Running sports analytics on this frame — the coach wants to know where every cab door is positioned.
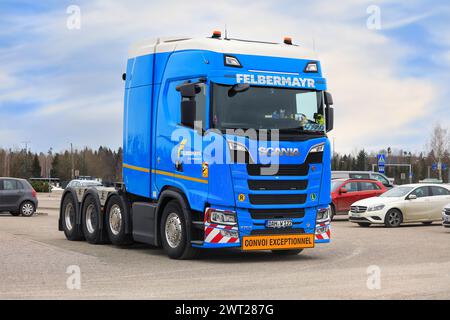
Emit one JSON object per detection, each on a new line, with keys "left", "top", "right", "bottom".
{"left": 154, "top": 78, "right": 209, "bottom": 212}
{"left": 403, "top": 186, "right": 431, "bottom": 222}
{"left": 429, "top": 186, "right": 450, "bottom": 220}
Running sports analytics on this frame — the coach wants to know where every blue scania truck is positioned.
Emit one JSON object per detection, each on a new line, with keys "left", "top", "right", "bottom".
{"left": 59, "top": 31, "right": 334, "bottom": 259}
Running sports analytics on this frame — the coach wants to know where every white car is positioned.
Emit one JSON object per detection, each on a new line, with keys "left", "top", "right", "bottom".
{"left": 348, "top": 184, "right": 450, "bottom": 227}
{"left": 443, "top": 203, "right": 450, "bottom": 228}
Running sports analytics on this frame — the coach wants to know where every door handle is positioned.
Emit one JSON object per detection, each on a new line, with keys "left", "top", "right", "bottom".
{"left": 175, "top": 161, "right": 183, "bottom": 172}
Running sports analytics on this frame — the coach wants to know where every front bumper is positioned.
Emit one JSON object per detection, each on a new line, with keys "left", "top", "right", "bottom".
{"left": 348, "top": 208, "right": 388, "bottom": 224}
{"left": 197, "top": 206, "right": 331, "bottom": 249}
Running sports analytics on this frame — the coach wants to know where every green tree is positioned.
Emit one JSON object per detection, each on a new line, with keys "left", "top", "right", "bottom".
{"left": 31, "top": 154, "right": 41, "bottom": 178}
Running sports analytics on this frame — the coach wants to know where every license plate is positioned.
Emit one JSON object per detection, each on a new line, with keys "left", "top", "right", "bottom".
{"left": 265, "top": 219, "right": 293, "bottom": 228}
{"left": 242, "top": 234, "right": 315, "bottom": 251}
{"left": 352, "top": 212, "right": 360, "bottom": 217}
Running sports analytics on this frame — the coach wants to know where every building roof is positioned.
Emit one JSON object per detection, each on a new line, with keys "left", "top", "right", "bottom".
{"left": 129, "top": 36, "right": 318, "bottom": 60}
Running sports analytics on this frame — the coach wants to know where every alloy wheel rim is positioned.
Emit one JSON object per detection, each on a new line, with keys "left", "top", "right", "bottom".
{"left": 22, "top": 203, "right": 34, "bottom": 216}
{"left": 165, "top": 212, "right": 182, "bottom": 248}
{"left": 389, "top": 211, "right": 400, "bottom": 225}
{"left": 86, "top": 204, "right": 96, "bottom": 234}
{"left": 109, "top": 204, "right": 122, "bottom": 236}
{"left": 64, "top": 203, "right": 74, "bottom": 231}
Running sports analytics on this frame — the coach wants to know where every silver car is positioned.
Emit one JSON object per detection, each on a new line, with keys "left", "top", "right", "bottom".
{"left": 0, "top": 177, "right": 38, "bottom": 217}
{"left": 443, "top": 204, "right": 450, "bottom": 228}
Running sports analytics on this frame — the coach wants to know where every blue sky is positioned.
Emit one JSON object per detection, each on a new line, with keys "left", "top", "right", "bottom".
{"left": 0, "top": 0, "right": 449, "bottom": 154}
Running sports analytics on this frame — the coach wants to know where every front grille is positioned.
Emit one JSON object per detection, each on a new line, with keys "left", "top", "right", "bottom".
{"left": 249, "top": 194, "right": 307, "bottom": 205}
{"left": 247, "top": 164, "right": 309, "bottom": 176}
{"left": 250, "top": 228, "right": 305, "bottom": 236}
{"left": 248, "top": 180, "right": 307, "bottom": 191}
{"left": 350, "top": 206, "right": 367, "bottom": 213}
{"left": 249, "top": 208, "right": 305, "bottom": 220}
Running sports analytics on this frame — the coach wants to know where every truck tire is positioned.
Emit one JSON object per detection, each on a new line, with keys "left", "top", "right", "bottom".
{"left": 271, "top": 249, "right": 303, "bottom": 256}
{"left": 160, "top": 200, "right": 197, "bottom": 260}
{"left": 105, "top": 194, "right": 133, "bottom": 246}
{"left": 82, "top": 195, "right": 108, "bottom": 244}
{"left": 384, "top": 209, "right": 402, "bottom": 228}
{"left": 20, "top": 201, "right": 35, "bottom": 217}
{"left": 330, "top": 204, "right": 336, "bottom": 221}
{"left": 62, "top": 193, "right": 84, "bottom": 241}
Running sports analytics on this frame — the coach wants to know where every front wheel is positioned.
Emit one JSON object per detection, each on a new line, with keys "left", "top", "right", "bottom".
{"left": 271, "top": 249, "right": 303, "bottom": 256}
{"left": 20, "top": 201, "right": 35, "bottom": 217}
{"left": 422, "top": 221, "right": 433, "bottom": 225}
{"left": 384, "top": 209, "right": 402, "bottom": 228}
{"left": 160, "top": 200, "right": 197, "bottom": 260}
{"left": 357, "top": 222, "right": 371, "bottom": 227}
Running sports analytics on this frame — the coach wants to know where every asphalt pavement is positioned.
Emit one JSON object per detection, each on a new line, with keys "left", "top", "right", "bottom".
{"left": 0, "top": 194, "right": 449, "bottom": 299}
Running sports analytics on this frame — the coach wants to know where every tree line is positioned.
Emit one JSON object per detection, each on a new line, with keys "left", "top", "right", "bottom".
{"left": 0, "top": 147, "right": 122, "bottom": 187}
{"left": 0, "top": 124, "right": 448, "bottom": 186}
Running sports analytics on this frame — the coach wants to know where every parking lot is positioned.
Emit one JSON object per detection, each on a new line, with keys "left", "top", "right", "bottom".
{"left": 0, "top": 193, "right": 449, "bottom": 300}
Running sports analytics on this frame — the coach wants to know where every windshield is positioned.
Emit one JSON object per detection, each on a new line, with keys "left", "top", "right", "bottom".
{"left": 380, "top": 186, "right": 414, "bottom": 197}
{"left": 331, "top": 180, "right": 343, "bottom": 191}
{"left": 212, "top": 83, "right": 325, "bottom": 133}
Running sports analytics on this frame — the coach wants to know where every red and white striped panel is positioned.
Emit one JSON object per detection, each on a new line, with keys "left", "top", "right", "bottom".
{"left": 204, "top": 223, "right": 240, "bottom": 244}
{"left": 315, "top": 222, "right": 331, "bottom": 241}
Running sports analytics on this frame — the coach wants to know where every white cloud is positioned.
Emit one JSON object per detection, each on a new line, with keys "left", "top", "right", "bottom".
{"left": 0, "top": 0, "right": 446, "bottom": 154}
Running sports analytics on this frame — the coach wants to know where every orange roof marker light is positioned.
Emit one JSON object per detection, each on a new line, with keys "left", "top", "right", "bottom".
{"left": 212, "top": 30, "right": 222, "bottom": 39}
{"left": 283, "top": 37, "right": 293, "bottom": 45}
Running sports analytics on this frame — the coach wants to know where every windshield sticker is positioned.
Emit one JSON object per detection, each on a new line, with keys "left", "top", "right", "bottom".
{"left": 236, "top": 74, "right": 315, "bottom": 89}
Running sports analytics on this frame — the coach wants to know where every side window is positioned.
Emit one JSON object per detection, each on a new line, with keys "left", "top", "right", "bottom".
{"left": 430, "top": 186, "right": 450, "bottom": 196}
{"left": 343, "top": 182, "right": 358, "bottom": 192}
{"left": 359, "top": 182, "right": 378, "bottom": 191}
{"left": 349, "top": 173, "right": 370, "bottom": 179}
{"left": 410, "top": 187, "right": 430, "bottom": 198}
{"left": 372, "top": 174, "right": 389, "bottom": 186}
{"left": 0, "top": 179, "right": 3, "bottom": 190}
{"left": 3, "top": 180, "right": 18, "bottom": 190}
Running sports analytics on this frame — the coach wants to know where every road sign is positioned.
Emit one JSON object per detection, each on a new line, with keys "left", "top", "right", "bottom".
{"left": 377, "top": 154, "right": 386, "bottom": 165}
{"left": 401, "top": 173, "right": 406, "bottom": 180}
{"left": 378, "top": 164, "right": 385, "bottom": 174}
{"left": 432, "top": 163, "right": 438, "bottom": 171}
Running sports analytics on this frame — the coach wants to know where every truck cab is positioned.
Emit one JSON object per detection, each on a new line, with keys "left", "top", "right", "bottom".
{"left": 59, "top": 32, "right": 334, "bottom": 259}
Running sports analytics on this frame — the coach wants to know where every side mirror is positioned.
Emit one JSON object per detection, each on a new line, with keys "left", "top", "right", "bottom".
{"left": 228, "top": 83, "right": 250, "bottom": 97}
{"left": 324, "top": 91, "right": 334, "bottom": 132}
{"left": 340, "top": 188, "right": 348, "bottom": 194}
{"left": 407, "top": 194, "right": 417, "bottom": 200}
{"left": 176, "top": 82, "right": 201, "bottom": 98}
{"left": 176, "top": 83, "right": 202, "bottom": 128}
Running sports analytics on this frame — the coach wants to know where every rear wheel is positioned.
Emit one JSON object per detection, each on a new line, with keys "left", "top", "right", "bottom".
{"left": 357, "top": 222, "right": 371, "bottom": 227}
{"left": 105, "top": 195, "right": 133, "bottom": 246}
{"left": 62, "top": 193, "right": 84, "bottom": 241}
{"left": 271, "top": 249, "right": 303, "bottom": 256}
{"left": 422, "top": 221, "right": 433, "bottom": 225}
{"left": 20, "top": 201, "right": 35, "bottom": 217}
{"left": 82, "top": 195, "right": 108, "bottom": 244}
{"left": 160, "top": 200, "right": 197, "bottom": 260}
{"left": 384, "top": 209, "right": 402, "bottom": 228}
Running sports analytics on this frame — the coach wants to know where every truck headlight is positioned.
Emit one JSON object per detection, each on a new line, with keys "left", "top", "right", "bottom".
{"left": 205, "top": 208, "right": 237, "bottom": 226}
{"left": 368, "top": 204, "right": 385, "bottom": 212}
{"left": 317, "top": 207, "right": 330, "bottom": 221}
{"left": 309, "top": 143, "right": 325, "bottom": 153}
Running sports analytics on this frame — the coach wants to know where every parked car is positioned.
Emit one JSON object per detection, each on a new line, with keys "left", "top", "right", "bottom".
{"left": 0, "top": 177, "right": 38, "bottom": 217}
{"left": 349, "top": 184, "right": 450, "bottom": 227}
{"left": 330, "top": 178, "right": 387, "bottom": 220}
{"left": 66, "top": 179, "right": 102, "bottom": 189}
{"left": 443, "top": 204, "right": 450, "bottom": 228}
{"left": 332, "top": 171, "right": 394, "bottom": 188}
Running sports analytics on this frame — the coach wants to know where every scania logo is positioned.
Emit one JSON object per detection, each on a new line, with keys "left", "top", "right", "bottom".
{"left": 258, "top": 147, "right": 300, "bottom": 156}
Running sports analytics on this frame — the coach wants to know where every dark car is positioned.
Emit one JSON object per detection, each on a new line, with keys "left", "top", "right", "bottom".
{"left": 330, "top": 178, "right": 387, "bottom": 220}
{"left": 0, "top": 178, "right": 38, "bottom": 217}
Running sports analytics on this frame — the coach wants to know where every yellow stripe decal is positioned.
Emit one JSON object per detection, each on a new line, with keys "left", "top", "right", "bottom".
{"left": 123, "top": 163, "right": 150, "bottom": 173}
{"left": 152, "top": 169, "right": 208, "bottom": 184}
